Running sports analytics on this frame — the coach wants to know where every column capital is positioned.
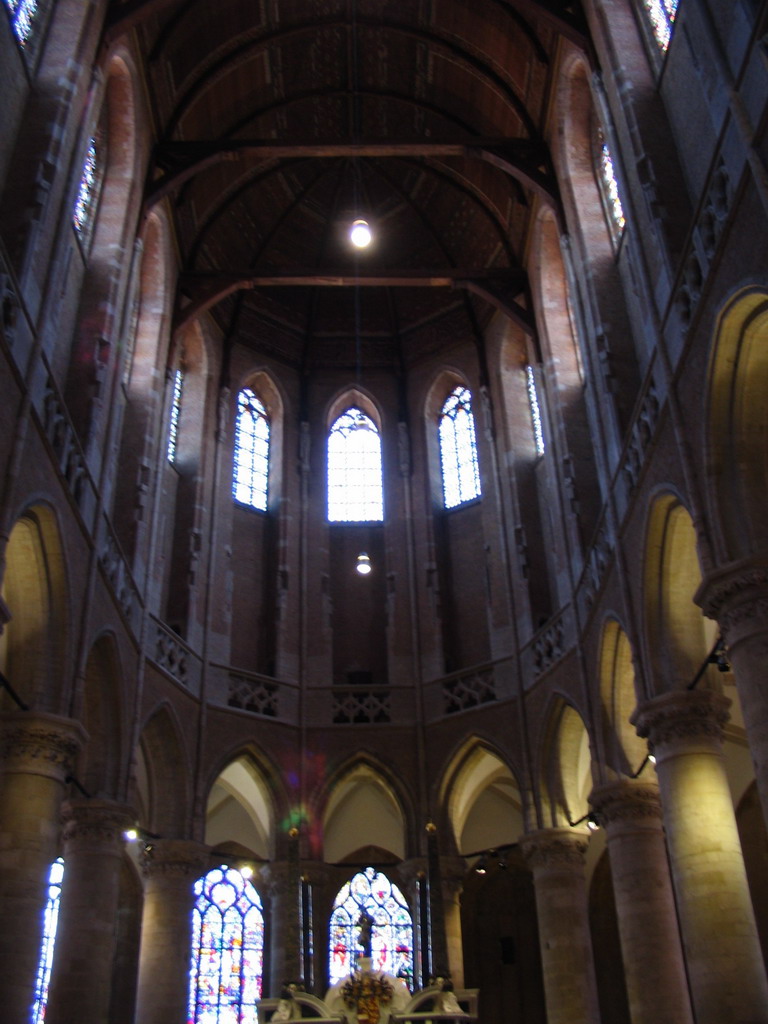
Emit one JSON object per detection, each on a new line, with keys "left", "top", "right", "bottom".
{"left": 696, "top": 561, "right": 768, "bottom": 644}
{"left": 589, "top": 779, "right": 663, "bottom": 830}
{"left": 521, "top": 827, "right": 589, "bottom": 870}
{"left": 632, "top": 689, "right": 730, "bottom": 760}
{"left": 0, "top": 711, "right": 88, "bottom": 782}
{"left": 61, "top": 798, "right": 135, "bottom": 852}
{"left": 141, "top": 838, "right": 209, "bottom": 882}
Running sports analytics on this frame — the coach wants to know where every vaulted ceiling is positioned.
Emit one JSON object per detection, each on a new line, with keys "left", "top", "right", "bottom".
{"left": 112, "top": 0, "right": 589, "bottom": 375}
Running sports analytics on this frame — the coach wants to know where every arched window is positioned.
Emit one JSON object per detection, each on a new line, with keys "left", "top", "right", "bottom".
{"left": 73, "top": 133, "right": 106, "bottom": 251}
{"left": 439, "top": 386, "right": 481, "bottom": 508}
{"left": 329, "top": 866, "right": 413, "bottom": 987}
{"left": 4, "top": 0, "right": 42, "bottom": 47}
{"left": 327, "top": 407, "right": 384, "bottom": 522}
{"left": 643, "top": 0, "right": 678, "bottom": 52}
{"left": 188, "top": 865, "right": 265, "bottom": 1024}
{"left": 233, "top": 388, "right": 270, "bottom": 510}
{"left": 32, "top": 857, "right": 64, "bottom": 1024}
{"left": 596, "top": 129, "right": 626, "bottom": 243}
{"left": 167, "top": 368, "right": 184, "bottom": 462}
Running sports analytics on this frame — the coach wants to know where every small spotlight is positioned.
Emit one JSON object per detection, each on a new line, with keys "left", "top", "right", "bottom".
{"left": 356, "top": 552, "right": 372, "bottom": 575}
{"left": 587, "top": 815, "right": 600, "bottom": 832}
{"left": 648, "top": 754, "right": 657, "bottom": 764}
{"left": 124, "top": 828, "right": 138, "bottom": 842}
{"left": 350, "top": 218, "right": 372, "bottom": 248}
{"left": 240, "top": 865, "right": 254, "bottom": 879}
{"left": 475, "top": 856, "right": 487, "bottom": 875}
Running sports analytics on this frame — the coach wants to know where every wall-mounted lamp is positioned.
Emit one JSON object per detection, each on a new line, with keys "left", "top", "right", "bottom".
{"left": 568, "top": 812, "right": 600, "bottom": 831}
{"left": 356, "top": 552, "right": 372, "bottom": 575}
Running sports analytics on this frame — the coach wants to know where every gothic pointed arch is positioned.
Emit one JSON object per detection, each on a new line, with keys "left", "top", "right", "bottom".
{"left": 320, "top": 756, "right": 412, "bottom": 863}
{"left": 79, "top": 631, "right": 125, "bottom": 798}
{"left": 438, "top": 737, "right": 524, "bottom": 856}
{"left": 537, "top": 696, "right": 594, "bottom": 829}
{"left": 597, "top": 618, "right": 647, "bottom": 777}
{"left": 205, "top": 751, "right": 280, "bottom": 861}
{"left": 135, "top": 702, "right": 191, "bottom": 836}
{"left": 706, "top": 288, "right": 768, "bottom": 562}
{"left": 326, "top": 388, "right": 385, "bottom": 524}
{"left": 0, "top": 504, "right": 68, "bottom": 712}
{"left": 643, "top": 492, "right": 717, "bottom": 694}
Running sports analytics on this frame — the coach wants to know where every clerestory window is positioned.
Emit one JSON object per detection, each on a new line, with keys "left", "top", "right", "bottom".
{"left": 643, "top": 0, "right": 678, "bottom": 52}
{"left": 167, "top": 368, "right": 184, "bottom": 463}
{"left": 526, "top": 366, "right": 546, "bottom": 456}
{"left": 4, "top": 0, "right": 42, "bottom": 47}
{"left": 327, "top": 407, "right": 384, "bottom": 522}
{"left": 233, "top": 388, "right": 270, "bottom": 511}
{"left": 439, "top": 386, "right": 481, "bottom": 509}
{"left": 596, "top": 129, "right": 626, "bottom": 244}
{"left": 188, "top": 865, "right": 265, "bottom": 1024}
{"left": 73, "top": 134, "right": 106, "bottom": 252}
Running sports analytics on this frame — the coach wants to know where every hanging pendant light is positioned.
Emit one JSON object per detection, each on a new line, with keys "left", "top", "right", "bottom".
{"left": 356, "top": 552, "right": 372, "bottom": 575}
{"left": 350, "top": 217, "right": 372, "bottom": 248}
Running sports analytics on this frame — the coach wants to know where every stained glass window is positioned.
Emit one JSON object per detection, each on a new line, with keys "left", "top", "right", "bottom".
{"left": 188, "top": 865, "right": 265, "bottom": 1024}
{"left": 329, "top": 866, "right": 413, "bottom": 988}
{"left": 5, "top": 0, "right": 40, "bottom": 46}
{"left": 439, "top": 386, "right": 481, "bottom": 509}
{"left": 526, "top": 366, "right": 545, "bottom": 456}
{"left": 643, "top": 0, "right": 678, "bottom": 52}
{"left": 328, "top": 408, "right": 384, "bottom": 522}
{"left": 32, "top": 857, "right": 64, "bottom": 1024}
{"left": 167, "top": 369, "right": 184, "bottom": 462}
{"left": 597, "top": 131, "right": 626, "bottom": 242}
{"left": 73, "top": 135, "right": 105, "bottom": 250}
{"left": 233, "top": 388, "right": 270, "bottom": 510}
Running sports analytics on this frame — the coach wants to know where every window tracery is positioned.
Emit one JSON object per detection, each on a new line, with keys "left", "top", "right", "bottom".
{"left": 328, "top": 407, "right": 384, "bottom": 522}
{"left": 328, "top": 866, "right": 413, "bottom": 988}
{"left": 439, "top": 386, "right": 481, "bottom": 508}
{"left": 233, "top": 388, "right": 270, "bottom": 511}
{"left": 32, "top": 857, "right": 64, "bottom": 1024}
{"left": 188, "top": 865, "right": 265, "bottom": 1024}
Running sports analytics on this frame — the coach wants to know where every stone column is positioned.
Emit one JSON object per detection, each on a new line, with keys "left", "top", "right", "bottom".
{"left": 590, "top": 779, "right": 693, "bottom": 1024}
{"left": 438, "top": 857, "right": 467, "bottom": 988}
{"left": 633, "top": 688, "right": 768, "bottom": 1024}
{"left": 262, "top": 860, "right": 302, "bottom": 994}
{"left": 698, "top": 565, "right": 768, "bottom": 826}
{"left": 45, "top": 798, "right": 135, "bottom": 1024}
{"left": 0, "top": 712, "right": 87, "bottom": 1024}
{"left": 134, "top": 838, "right": 209, "bottom": 1024}
{"left": 397, "top": 858, "right": 428, "bottom": 989}
{"left": 520, "top": 828, "right": 599, "bottom": 1024}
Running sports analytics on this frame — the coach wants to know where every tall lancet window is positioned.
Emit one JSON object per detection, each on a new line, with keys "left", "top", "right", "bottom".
{"left": 328, "top": 866, "right": 413, "bottom": 987}
{"left": 327, "top": 407, "right": 384, "bottom": 522}
{"left": 188, "top": 865, "right": 265, "bottom": 1024}
{"left": 73, "top": 134, "right": 106, "bottom": 251}
{"left": 643, "top": 0, "right": 678, "bottom": 52}
{"left": 32, "top": 857, "right": 64, "bottom": 1024}
{"left": 439, "top": 386, "right": 481, "bottom": 508}
{"left": 596, "top": 129, "right": 626, "bottom": 244}
{"left": 167, "top": 368, "right": 184, "bottom": 462}
{"left": 4, "top": 0, "right": 42, "bottom": 47}
{"left": 233, "top": 387, "right": 270, "bottom": 510}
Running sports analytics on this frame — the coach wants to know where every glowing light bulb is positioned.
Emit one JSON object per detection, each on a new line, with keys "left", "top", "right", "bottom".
{"left": 350, "top": 218, "right": 372, "bottom": 248}
{"left": 124, "top": 828, "right": 138, "bottom": 842}
{"left": 356, "top": 552, "right": 372, "bottom": 575}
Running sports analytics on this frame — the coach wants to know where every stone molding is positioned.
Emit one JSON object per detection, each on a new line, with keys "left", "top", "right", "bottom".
{"left": 520, "top": 828, "right": 589, "bottom": 870}
{"left": 0, "top": 711, "right": 88, "bottom": 781}
{"left": 61, "top": 798, "right": 135, "bottom": 850}
{"left": 589, "top": 780, "right": 662, "bottom": 828}
{"left": 141, "top": 838, "right": 210, "bottom": 882}
{"left": 631, "top": 689, "right": 730, "bottom": 753}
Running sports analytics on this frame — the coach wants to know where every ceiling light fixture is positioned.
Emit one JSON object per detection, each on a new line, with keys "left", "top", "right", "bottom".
{"left": 356, "top": 552, "right": 372, "bottom": 575}
{"left": 350, "top": 217, "right": 372, "bottom": 248}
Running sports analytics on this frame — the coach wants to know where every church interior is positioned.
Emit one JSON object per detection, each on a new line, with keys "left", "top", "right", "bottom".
{"left": 2, "top": 1, "right": 768, "bottom": 1022}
